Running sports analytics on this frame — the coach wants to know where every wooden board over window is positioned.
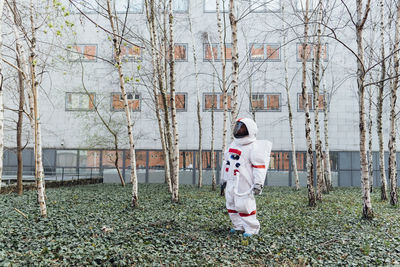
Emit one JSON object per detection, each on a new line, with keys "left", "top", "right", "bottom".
{"left": 204, "top": 43, "right": 233, "bottom": 61}
{"left": 251, "top": 93, "right": 280, "bottom": 111}
{"left": 69, "top": 44, "right": 97, "bottom": 61}
{"left": 120, "top": 44, "right": 141, "bottom": 60}
{"left": 297, "top": 43, "right": 328, "bottom": 61}
{"left": 250, "top": 43, "right": 280, "bottom": 61}
{"left": 157, "top": 93, "right": 187, "bottom": 111}
{"left": 174, "top": 44, "right": 187, "bottom": 61}
{"left": 298, "top": 93, "right": 327, "bottom": 111}
{"left": 111, "top": 93, "right": 140, "bottom": 111}
{"left": 203, "top": 93, "right": 232, "bottom": 111}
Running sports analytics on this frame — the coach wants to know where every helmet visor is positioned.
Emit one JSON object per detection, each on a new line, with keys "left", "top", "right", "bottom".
{"left": 233, "top": 121, "right": 249, "bottom": 138}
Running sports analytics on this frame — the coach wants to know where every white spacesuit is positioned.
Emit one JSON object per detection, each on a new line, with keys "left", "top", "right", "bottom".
{"left": 220, "top": 118, "right": 272, "bottom": 236}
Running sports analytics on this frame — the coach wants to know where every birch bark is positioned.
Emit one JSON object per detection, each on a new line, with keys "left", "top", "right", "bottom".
{"left": 355, "top": 0, "right": 373, "bottom": 219}
{"left": 229, "top": 0, "right": 239, "bottom": 129}
{"left": 106, "top": 0, "right": 138, "bottom": 207}
{"left": 377, "top": 0, "right": 388, "bottom": 201}
{"left": 0, "top": 0, "right": 4, "bottom": 192}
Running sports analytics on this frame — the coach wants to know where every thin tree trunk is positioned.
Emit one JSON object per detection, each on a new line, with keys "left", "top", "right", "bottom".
{"left": 168, "top": 0, "right": 179, "bottom": 202}
{"left": 283, "top": 4, "right": 299, "bottom": 190}
{"left": 145, "top": 0, "right": 172, "bottom": 193}
{"left": 216, "top": 0, "right": 228, "bottom": 156}
{"left": 229, "top": 0, "right": 239, "bottom": 129}
{"left": 388, "top": 0, "right": 400, "bottom": 206}
{"left": 106, "top": 0, "right": 138, "bottom": 207}
{"left": 188, "top": 12, "right": 203, "bottom": 188}
{"left": 16, "top": 53, "right": 24, "bottom": 195}
{"left": 367, "top": 88, "right": 373, "bottom": 193}
{"left": 313, "top": 0, "right": 324, "bottom": 199}
{"left": 356, "top": 0, "right": 373, "bottom": 219}
{"left": 30, "top": 0, "right": 46, "bottom": 217}
{"left": 211, "top": 72, "right": 216, "bottom": 190}
{"left": 377, "top": 0, "right": 388, "bottom": 201}
{"left": 322, "top": 83, "right": 332, "bottom": 191}
{"left": 301, "top": 0, "right": 316, "bottom": 207}
{"left": 0, "top": 0, "right": 3, "bottom": 192}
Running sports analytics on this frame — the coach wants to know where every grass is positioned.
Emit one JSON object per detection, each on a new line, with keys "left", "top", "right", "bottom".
{"left": 1, "top": 184, "right": 400, "bottom": 266}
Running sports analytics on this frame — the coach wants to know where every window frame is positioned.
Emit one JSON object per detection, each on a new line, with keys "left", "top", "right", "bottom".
{"left": 174, "top": 43, "right": 188, "bottom": 62}
{"left": 203, "top": 43, "right": 233, "bottom": 62}
{"left": 110, "top": 92, "right": 141, "bottom": 112}
{"left": 250, "top": 92, "right": 282, "bottom": 112}
{"left": 296, "top": 42, "right": 328, "bottom": 62}
{"left": 65, "top": 92, "right": 96, "bottom": 111}
{"left": 68, "top": 44, "right": 98, "bottom": 62}
{"left": 119, "top": 43, "right": 143, "bottom": 61}
{"left": 114, "top": 0, "right": 144, "bottom": 14}
{"left": 249, "top": 43, "right": 281, "bottom": 62}
{"left": 202, "top": 92, "right": 233, "bottom": 112}
{"left": 249, "top": 0, "right": 281, "bottom": 13}
{"left": 157, "top": 92, "right": 188, "bottom": 112}
{"left": 173, "top": 0, "right": 189, "bottom": 13}
{"left": 297, "top": 92, "right": 328, "bottom": 112}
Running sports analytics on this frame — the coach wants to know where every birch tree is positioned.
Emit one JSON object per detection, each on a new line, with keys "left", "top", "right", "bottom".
{"left": 355, "top": 0, "right": 373, "bottom": 219}
{"left": 388, "top": 0, "right": 400, "bottom": 206}
{"left": 105, "top": 0, "right": 138, "bottom": 207}
{"left": 187, "top": 11, "right": 203, "bottom": 188}
{"left": 282, "top": 3, "right": 299, "bottom": 190}
{"left": 229, "top": 0, "right": 239, "bottom": 129}
{"left": 0, "top": 0, "right": 4, "bottom": 192}
{"left": 300, "top": 0, "right": 316, "bottom": 207}
{"left": 377, "top": 0, "right": 388, "bottom": 201}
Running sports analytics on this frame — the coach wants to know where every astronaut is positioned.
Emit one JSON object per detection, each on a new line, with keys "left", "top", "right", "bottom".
{"left": 220, "top": 118, "right": 272, "bottom": 237}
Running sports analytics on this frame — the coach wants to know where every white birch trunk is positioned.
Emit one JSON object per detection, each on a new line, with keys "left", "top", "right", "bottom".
{"left": 216, "top": 0, "right": 228, "bottom": 156}
{"left": 106, "top": 0, "right": 138, "bottom": 207}
{"left": 367, "top": 89, "right": 373, "bottom": 193}
{"left": 168, "top": 0, "right": 179, "bottom": 202}
{"left": 322, "top": 82, "right": 332, "bottom": 191}
{"left": 356, "top": 0, "right": 373, "bottom": 219}
{"left": 0, "top": 0, "right": 4, "bottom": 191}
{"left": 30, "top": 0, "right": 46, "bottom": 217}
{"left": 145, "top": 0, "right": 172, "bottom": 193}
{"left": 188, "top": 13, "right": 203, "bottom": 188}
{"left": 282, "top": 4, "right": 299, "bottom": 190}
{"left": 229, "top": 0, "right": 239, "bottom": 129}
{"left": 388, "top": 0, "right": 400, "bottom": 206}
{"left": 301, "top": 0, "right": 316, "bottom": 207}
{"left": 211, "top": 73, "right": 216, "bottom": 190}
{"left": 377, "top": 0, "right": 388, "bottom": 201}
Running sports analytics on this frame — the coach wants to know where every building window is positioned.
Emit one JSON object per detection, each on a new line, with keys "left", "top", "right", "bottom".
{"left": 111, "top": 92, "right": 140, "bottom": 111}
{"left": 204, "top": 0, "right": 229, "bottom": 13}
{"left": 68, "top": 44, "right": 97, "bottom": 62}
{"left": 297, "top": 43, "right": 328, "bottom": 61}
{"left": 250, "top": 0, "right": 281, "bottom": 12}
{"left": 70, "top": 0, "right": 98, "bottom": 13}
{"left": 296, "top": 0, "right": 318, "bottom": 11}
{"left": 120, "top": 43, "right": 142, "bottom": 61}
{"left": 250, "top": 93, "right": 281, "bottom": 111}
{"left": 174, "top": 44, "right": 188, "bottom": 61}
{"left": 204, "top": 43, "right": 232, "bottom": 61}
{"left": 297, "top": 93, "right": 327, "bottom": 111}
{"left": 115, "top": 0, "right": 144, "bottom": 13}
{"left": 173, "top": 0, "right": 189, "bottom": 13}
{"left": 203, "top": 93, "right": 232, "bottom": 111}
{"left": 66, "top": 92, "right": 95, "bottom": 111}
{"left": 158, "top": 93, "right": 187, "bottom": 111}
{"left": 250, "top": 43, "right": 280, "bottom": 61}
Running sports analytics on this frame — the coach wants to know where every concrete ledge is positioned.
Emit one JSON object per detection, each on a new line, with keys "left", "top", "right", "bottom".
{"left": 0, "top": 178, "right": 103, "bottom": 194}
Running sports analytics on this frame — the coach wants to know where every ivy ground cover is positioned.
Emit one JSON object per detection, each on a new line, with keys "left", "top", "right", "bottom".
{"left": 1, "top": 184, "right": 400, "bottom": 266}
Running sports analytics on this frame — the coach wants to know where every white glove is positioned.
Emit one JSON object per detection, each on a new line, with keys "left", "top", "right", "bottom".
{"left": 253, "top": 183, "right": 263, "bottom": 195}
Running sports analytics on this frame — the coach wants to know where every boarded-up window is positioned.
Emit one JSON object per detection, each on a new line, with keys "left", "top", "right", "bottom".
{"left": 297, "top": 43, "right": 328, "bottom": 61}
{"left": 68, "top": 44, "right": 97, "bottom": 61}
{"left": 120, "top": 44, "right": 141, "bottom": 60}
{"left": 157, "top": 93, "right": 187, "bottom": 111}
{"left": 251, "top": 93, "right": 280, "bottom": 111}
{"left": 250, "top": 43, "right": 280, "bottom": 61}
{"left": 66, "top": 92, "right": 95, "bottom": 111}
{"left": 298, "top": 93, "right": 327, "bottom": 111}
{"left": 102, "top": 150, "right": 124, "bottom": 168}
{"left": 204, "top": 43, "right": 233, "bottom": 61}
{"left": 203, "top": 93, "right": 232, "bottom": 111}
{"left": 111, "top": 93, "right": 140, "bottom": 111}
{"left": 174, "top": 44, "right": 187, "bottom": 61}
